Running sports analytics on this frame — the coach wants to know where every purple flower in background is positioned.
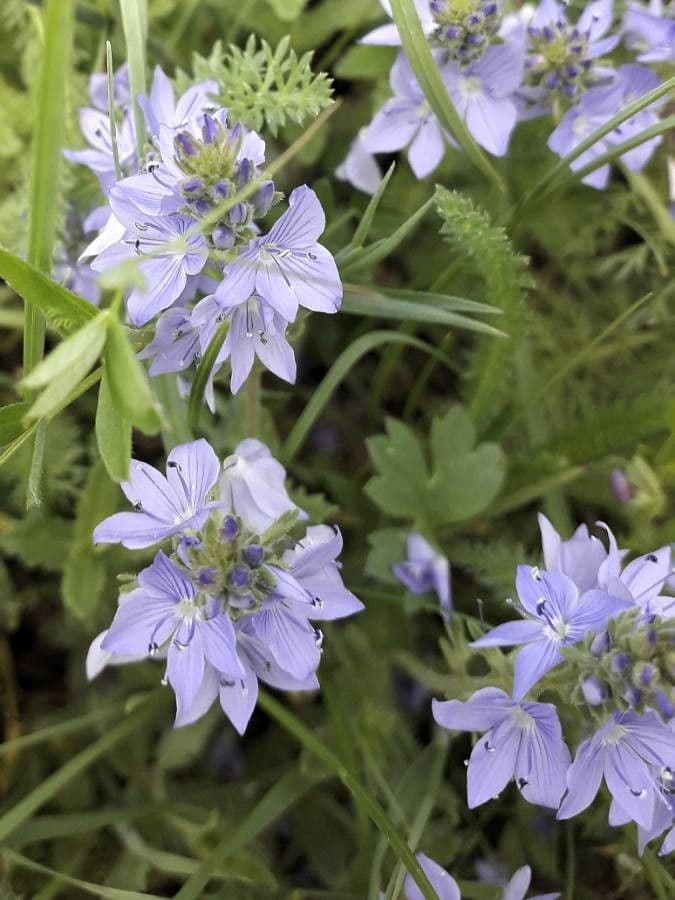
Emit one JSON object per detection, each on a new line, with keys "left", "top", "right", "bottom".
{"left": 360, "top": 0, "right": 435, "bottom": 46}
{"left": 442, "top": 43, "right": 523, "bottom": 156}
{"left": 624, "top": 1, "right": 675, "bottom": 62}
{"left": 404, "top": 855, "right": 560, "bottom": 900}
{"left": 471, "top": 567, "right": 631, "bottom": 699}
{"left": 219, "top": 438, "right": 303, "bottom": 534}
{"left": 393, "top": 532, "right": 452, "bottom": 619}
{"left": 138, "top": 306, "right": 201, "bottom": 375}
{"left": 138, "top": 66, "right": 217, "bottom": 139}
{"left": 101, "top": 551, "right": 244, "bottom": 720}
{"left": 433, "top": 687, "right": 571, "bottom": 808}
{"left": 91, "top": 210, "right": 207, "bottom": 326}
{"left": 617, "top": 545, "right": 674, "bottom": 618}
{"left": 548, "top": 65, "right": 665, "bottom": 190}
{"left": 502, "top": 866, "right": 560, "bottom": 900}
{"left": 64, "top": 107, "right": 137, "bottom": 192}
{"left": 336, "top": 133, "right": 383, "bottom": 195}
{"left": 94, "top": 439, "right": 221, "bottom": 549}
{"left": 362, "top": 53, "right": 454, "bottom": 178}
{"left": 537, "top": 513, "right": 623, "bottom": 592}
{"left": 193, "top": 293, "right": 297, "bottom": 395}
{"left": 283, "top": 525, "right": 365, "bottom": 620}
{"left": 404, "top": 853, "right": 461, "bottom": 900}
{"left": 88, "top": 64, "right": 130, "bottom": 112}
{"left": 558, "top": 710, "right": 675, "bottom": 829}
{"left": 214, "top": 186, "right": 342, "bottom": 324}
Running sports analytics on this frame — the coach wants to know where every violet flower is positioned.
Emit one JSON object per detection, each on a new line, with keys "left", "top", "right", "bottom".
{"left": 557, "top": 710, "right": 675, "bottom": 830}
{"left": 623, "top": 1, "right": 675, "bottom": 62}
{"left": 336, "top": 133, "right": 383, "bottom": 195}
{"left": 101, "top": 551, "right": 244, "bottom": 718}
{"left": 94, "top": 439, "right": 221, "bottom": 549}
{"left": 193, "top": 293, "right": 297, "bottom": 395}
{"left": 471, "top": 567, "right": 631, "bottom": 699}
{"left": 214, "top": 185, "right": 342, "bottom": 324}
{"left": 90, "top": 210, "right": 208, "bottom": 326}
{"left": 138, "top": 66, "right": 217, "bottom": 139}
{"left": 360, "top": 0, "right": 435, "bottom": 46}
{"left": 404, "top": 853, "right": 461, "bottom": 900}
{"left": 548, "top": 65, "right": 665, "bottom": 190}
{"left": 64, "top": 107, "right": 137, "bottom": 192}
{"left": 219, "top": 438, "right": 303, "bottom": 534}
{"left": 283, "top": 525, "right": 365, "bottom": 621}
{"left": 442, "top": 42, "right": 523, "bottom": 156}
{"left": 393, "top": 532, "right": 452, "bottom": 619}
{"left": 362, "top": 53, "right": 454, "bottom": 178}
{"left": 433, "top": 687, "right": 571, "bottom": 808}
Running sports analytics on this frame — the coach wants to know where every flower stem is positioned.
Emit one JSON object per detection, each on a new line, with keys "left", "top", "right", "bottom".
{"left": 244, "top": 368, "right": 261, "bottom": 438}
{"left": 256, "top": 689, "right": 438, "bottom": 900}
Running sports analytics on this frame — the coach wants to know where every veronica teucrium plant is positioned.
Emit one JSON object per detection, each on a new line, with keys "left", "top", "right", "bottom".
{"left": 0, "top": 0, "right": 673, "bottom": 897}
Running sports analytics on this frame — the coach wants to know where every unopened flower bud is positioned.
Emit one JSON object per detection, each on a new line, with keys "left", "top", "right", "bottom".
{"left": 221, "top": 515, "right": 239, "bottom": 542}
{"left": 212, "top": 225, "right": 235, "bottom": 250}
{"left": 590, "top": 630, "right": 611, "bottom": 656}
{"left": 243, "top": 544, "right": 264, "bottom": 568}
{"left": 581, "top": 675, "right": 607, "bottom": 706}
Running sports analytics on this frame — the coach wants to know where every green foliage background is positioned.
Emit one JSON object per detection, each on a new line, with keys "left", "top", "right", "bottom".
{"left": 0, "top": 0, "right": 673, "bottom": 897}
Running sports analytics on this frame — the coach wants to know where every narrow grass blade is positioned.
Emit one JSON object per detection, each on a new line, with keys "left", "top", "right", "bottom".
{"left": 342, "top": 285, "right": 505, "bottom": 336}
{"left": 120, "top": 0, "right": 148, "bottom": 157}
{"left": 2, "top": 850, "right": 169, "bottom": 900}
{"left": 282, "top": 330, "right": 459, "bottom": 463}
{"left": 256, "top": 690, "right": 438, "bottom": 900}
{"left": 349, "top": 161, "right": 395, "bottom": 249}
{"left": 0, "top": 691, "right": 161, "bottom": 843}
{"left": 173, "top": 768, "right": 326, "bottom": 900}
{"left": 341, "top": 197, "right": 434, "bottom": 274}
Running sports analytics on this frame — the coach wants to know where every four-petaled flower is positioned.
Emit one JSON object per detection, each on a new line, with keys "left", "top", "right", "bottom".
{"left": 557, "top": 710, "right": 675, "bottom": 830}
{"left": 94, "top": 439, "right": 221, "bottom": 549}
{"left": 393, "top": 532, "right": 452, "bottom": 619}
{"left": 102, "top": 551, "right": 244, "bottom": 720}
{"left": 471, "top": 567, "right": 631, "bottom": 699}
{"left": 215, "top": 186, "right": 342, "bottom": 324}
{"left": 433, "top": 687, "right": 571, "bottom": 809}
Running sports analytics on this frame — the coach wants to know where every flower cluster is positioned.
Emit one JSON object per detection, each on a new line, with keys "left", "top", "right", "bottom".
{"left": 339, "top": 0, "right": 671, "bottom": 190}
{"left": 87, "top": 438, "right": 363, "bottom": 732}
{"left": 433, "top": 514, "right": 674, "bottom": 856}
{"left": 64, "top": 65, "right": 342, "bottom": 398}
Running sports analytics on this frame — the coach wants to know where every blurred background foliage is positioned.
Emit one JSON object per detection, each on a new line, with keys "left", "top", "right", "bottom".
{"left": 0, "top": 0, "right": 673, "bottom": 897}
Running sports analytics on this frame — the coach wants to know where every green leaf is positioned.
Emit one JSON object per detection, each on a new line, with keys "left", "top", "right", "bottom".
{"left": 365, "top": 527, "right": 409, "bottom": 583}
{"left": 22, "top": 315, "right": 107, "bottom": 421}
{"left": 342, "top": 284, "right": 504, "bottom": 336}
{"left": 181, "top": 36, "right": 333, "bottom": 137}
{"left": 389, "top": 0, "right": 504, "bottom": 190}
{"left": 365, "top": 406, "right": 505, "bottom": 526}
{"left": 104, "top": 315, "right": 160, "bottom": 434}
{"left": 434, "top": 186, "right": 529, "bottom": 431}
{"left": 264, "top": 0, "right": 307, "bottom": 20}
{"left": 96, "top": 370, "right": 132, "bottom": 482}
{"left": 334, "top": 44, "right": 397, "bottom": 81}
{"left": 0, "top": 402, "right": 31, "bottom": 446}
{"left": 62, "top": 460, "right": 119, "bottom": 621}
{"left": 427, "top": 406, "right": 505, "bottom": 523}
{"left": 0, "top": 513, "right": 74, "bottom": 571}
{"left": 0, "top": 248, "right": 97, "bottom": 336}
{"left": 22, "top": 313, "right": 107, "bottom": 390}
{"left": 282, "top": 329, "right": 458, "bottom": 463}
